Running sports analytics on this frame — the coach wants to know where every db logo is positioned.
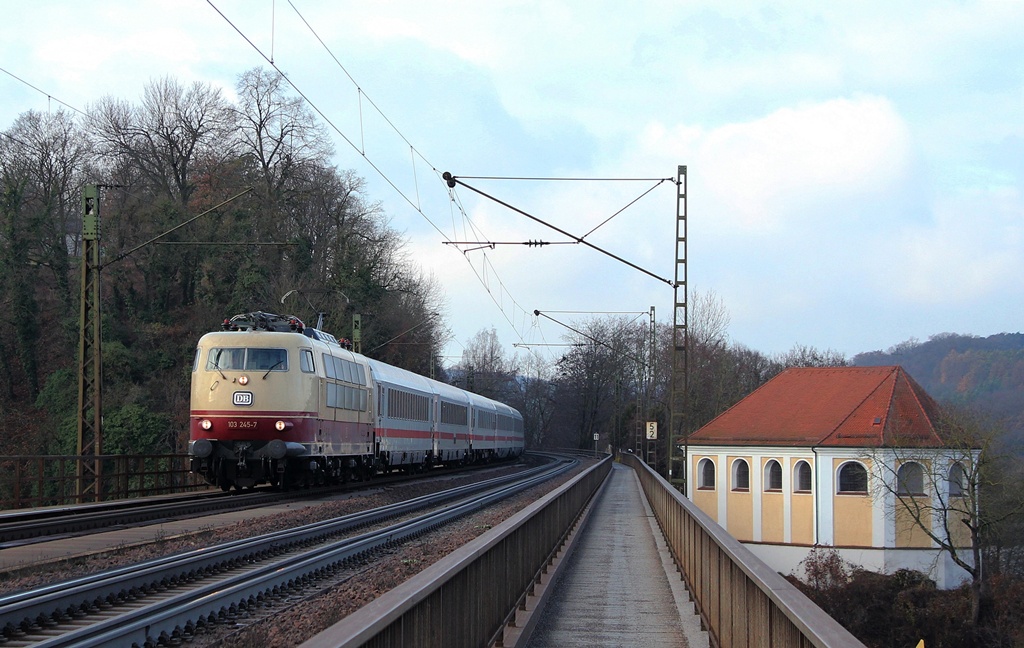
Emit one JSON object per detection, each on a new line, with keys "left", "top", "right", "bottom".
{"left": 233, "top": 391, "right": 254, "bottom": 406}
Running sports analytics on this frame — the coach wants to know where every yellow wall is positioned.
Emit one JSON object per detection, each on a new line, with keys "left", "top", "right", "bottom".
{"left": 727, "top": 455, "right": 753, "bottom": 541}
{"left": 833, "top": 458, "right": 873, "bottom": 547}
{"left": 791, "top": 493, "right": 814, "bottom": 544}
{"left": 760, "top": 458, "right": 784, "bottom": 542}
{"left": 948, "top": 497, "right": 974, "bottom": 548}
{"left": 691, "top": 455, "right": 718, "bottom": 522}
{"left": 894, "top": 459, "right": 934, "bottom": 548}
{"left": 895, "top": 497, "right": 933, "bottom": 548}
{"left": 693, "top": 489, "right": 718, "bottom": 521}
{"left": 761, "top": 492, "right": 784, "bottom": 542}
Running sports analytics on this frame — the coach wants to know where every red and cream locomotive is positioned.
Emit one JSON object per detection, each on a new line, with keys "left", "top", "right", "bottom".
{"left": 188, "top": 312, "right": 524, "bottom": 490}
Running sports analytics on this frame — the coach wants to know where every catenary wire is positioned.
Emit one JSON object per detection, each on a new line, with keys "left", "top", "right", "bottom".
{"left": 210, "top": 1, "right": 673, "bottom": 361}
{"left": 0, "top": 65, "right": 87, "bottom": 116}
{"left": 208, "top": 0, "right": 547, "bottom": 354}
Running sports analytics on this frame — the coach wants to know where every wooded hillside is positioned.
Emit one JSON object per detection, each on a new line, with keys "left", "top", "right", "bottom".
{"left": 854, "top": 333, "right": 1024, "bottom": 448}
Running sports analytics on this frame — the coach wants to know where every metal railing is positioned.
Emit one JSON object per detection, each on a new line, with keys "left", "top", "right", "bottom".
{"left": 300, "top": 454, "right": 613, "bottom": 648}
{"left": 0, "top": 454, "right": 208, "bottom": 509}
{"left": 621, "top": 453, "right": 865, "bottom": 648}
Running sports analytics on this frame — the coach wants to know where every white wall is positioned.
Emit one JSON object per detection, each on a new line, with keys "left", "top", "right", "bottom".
{"left": 743, "top": 542, "right": 972, "bottom": 589}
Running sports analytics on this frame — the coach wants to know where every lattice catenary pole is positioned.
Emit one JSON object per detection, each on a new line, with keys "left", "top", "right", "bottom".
{"left": 76, "top": 185, "right": 102, "bottom": 502}
{"left": 668, "top": 166, "right": 688, "bottom": 486}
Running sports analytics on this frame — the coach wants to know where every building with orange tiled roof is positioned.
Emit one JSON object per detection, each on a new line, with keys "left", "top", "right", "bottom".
{"left": 685, "top": 365, "right": 978, "bottom": 589}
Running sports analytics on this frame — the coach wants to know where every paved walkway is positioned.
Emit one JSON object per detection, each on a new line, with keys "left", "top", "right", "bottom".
{"left": 527, "top": 463, "right": 707, "bottom": 648}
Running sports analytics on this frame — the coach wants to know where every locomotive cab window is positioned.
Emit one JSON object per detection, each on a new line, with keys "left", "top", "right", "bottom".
{"left": 207, "top": 348, "right": 244, "bottom": 371}
{"left": 206, "top": 347, "right": 288, "bottom": 372}
{"left": 247, "top": 348, "right": 288, "bottom": 371}
{"left": 300, "top": 349, "right": 315, "bottom": 373}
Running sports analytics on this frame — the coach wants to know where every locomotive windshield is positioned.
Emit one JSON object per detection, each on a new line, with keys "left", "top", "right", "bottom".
{"left": 206, "top": 347, "right": 289, "bottom": 372}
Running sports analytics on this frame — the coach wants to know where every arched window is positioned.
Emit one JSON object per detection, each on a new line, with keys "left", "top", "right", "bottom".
{"left": 698, "top": 458, "right": 716, "bottom": 490}
{"left": 764, "top": 460, "right": 782, "bottom": 491}
{"left": 948, "top": 463, "right": 966, "bottom": 497}
{"left": 732, "top": 459, "right": 750, "bottom": 491}
{"left": 897, "top": 462, "right": 925, "bottom": 496}
{"left": 794, "top": 460, "right": 813, "bottom": 493}
{"left": 837, "top": 462, "right": 868, "bottom": 494}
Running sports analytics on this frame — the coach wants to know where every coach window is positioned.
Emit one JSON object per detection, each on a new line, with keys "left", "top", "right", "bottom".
{"left": 300, "top": 349, "right": 315, "bottom": 373}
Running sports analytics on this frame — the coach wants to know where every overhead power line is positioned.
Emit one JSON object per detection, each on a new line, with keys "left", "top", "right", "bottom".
{"left": 443, "top": 172, "right": 675, "bottom": 288}
{"left": 457, "top": 175, "right": 672, "bottom": 182}
{"left": 0, "top": 65, "right": 87, "bottom": 116}
{"left": 206, "top": 2, "right": 672, "bottom": 360}
{"left": 207, "top": 0, "right": 544, "bottom": 352}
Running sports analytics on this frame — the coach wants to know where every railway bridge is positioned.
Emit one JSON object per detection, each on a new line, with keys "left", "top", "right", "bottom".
{"left": 304, "top": 454, "right": 866, "bottom": 648}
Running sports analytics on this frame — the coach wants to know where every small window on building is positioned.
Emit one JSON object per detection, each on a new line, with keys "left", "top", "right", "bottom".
{"left": 794, "top": 460, "right": 813, "bottom": 493}
{"left": 838, "top": 462, "right": 868, "bottom": 494}
{"left": 897, "top": 462, "right": 925, "bottom": 496}
{"left": 698, "top": 458, "right": 716, "bottom": 490}
{"left": 732, "top": 459, "right": 750, "bottom": 491}
{"left": 948, "top": 462, "right": 966, "bottom": 497}
{"left": 764, "top": 460, "right": 782, "bottom": 491}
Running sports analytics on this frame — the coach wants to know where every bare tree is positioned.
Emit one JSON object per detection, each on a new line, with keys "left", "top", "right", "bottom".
{"left": 776, "top": 343, "right": 848, "bottom": 368}
{"left": 90, "top": 77, "right": 234, "bottom": 208}
{"left": 867, "top": 405, "right": 1024, "bottom": 627}
{"left": 510, "top": 350, "right": 556, "bottom": 449}
{"left": 233, "top": 67, "right": 332, "bottom": 200}
{"left": 548, "top": 316, "right": 648, "bottom": 450}
{"left": 454, "top": 328, "right": 518, "bottom": 401}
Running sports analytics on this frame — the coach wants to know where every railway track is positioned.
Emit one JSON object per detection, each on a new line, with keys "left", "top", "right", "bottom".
{"left": 0, "top": 461, "right": 526, "bottom": 547}
{"left": 0, "top": 455, "right": 576, "bottom": 646}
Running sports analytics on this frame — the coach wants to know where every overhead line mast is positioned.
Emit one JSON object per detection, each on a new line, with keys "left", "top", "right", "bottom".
{"left": 75, "top": 187, "right": 254, "bottom": 502}
{"left": 670, "top": 166, "right": 688, "bottom": 486}
{"left": 76, "top": 185, "right": 102, "bottom": 502}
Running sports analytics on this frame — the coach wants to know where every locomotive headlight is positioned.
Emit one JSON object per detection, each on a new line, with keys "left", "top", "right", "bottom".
{"left": 199, "top": 419, "right": 213, "bottom": 430}
{"left": 238, "top": 375, "right": 249, "bottom": 386}
{"left": 275, "top": 420, "right": 293, "bottom": 431}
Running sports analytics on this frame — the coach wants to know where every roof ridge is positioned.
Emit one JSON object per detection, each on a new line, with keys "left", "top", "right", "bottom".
{"left": 885, "top": 367, "right": 941, "bottom": 445}
{"left": 880, "top": 365, "right": 901, "bottom": 445}
{"left": 814, "top": 366, "right": 897, "bottom": 446}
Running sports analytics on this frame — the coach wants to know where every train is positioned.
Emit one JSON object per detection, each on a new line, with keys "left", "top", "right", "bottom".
{"left": 188, "top": 311, "right": 525, "bottom": 490}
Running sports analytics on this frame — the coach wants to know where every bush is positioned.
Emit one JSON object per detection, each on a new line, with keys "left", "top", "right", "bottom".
{"left": 790, "top": 549, "right": 1022, "bottom": 647}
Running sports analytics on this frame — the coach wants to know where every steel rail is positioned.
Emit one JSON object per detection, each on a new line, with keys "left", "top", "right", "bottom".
{"left": 0, "top": 457, "right": 573, "bottom": 645}
{"left": 0, "top": 461, "right": 520, "bottom": 545}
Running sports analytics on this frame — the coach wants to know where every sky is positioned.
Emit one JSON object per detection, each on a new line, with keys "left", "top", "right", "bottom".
{"left": 1, "top": 0, "right": 1021, "bottom": 366}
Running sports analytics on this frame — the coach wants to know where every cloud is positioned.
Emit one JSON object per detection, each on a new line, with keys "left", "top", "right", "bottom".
{"left": 881, "top": 187, "right": 1023, "bottom": 305}
{"left": 632, "top": 95, "right": 912, "bottom": 233}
